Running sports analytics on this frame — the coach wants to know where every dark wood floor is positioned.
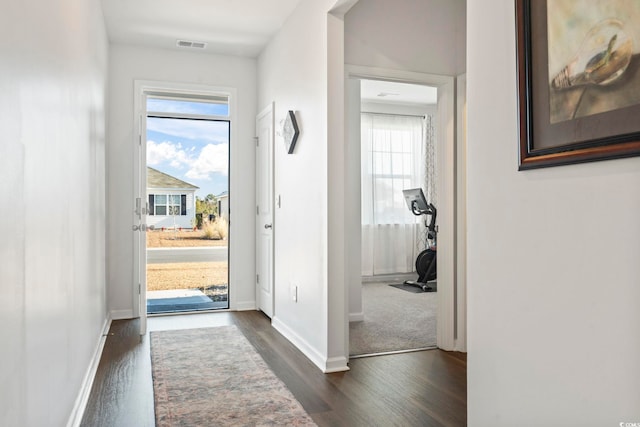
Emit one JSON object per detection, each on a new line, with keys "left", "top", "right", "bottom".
{"left": 81, "top": 311, "right": 466, "bottom": 427}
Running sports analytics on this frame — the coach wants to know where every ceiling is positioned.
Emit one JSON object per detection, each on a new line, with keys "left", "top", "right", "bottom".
{"left": 101, "top": 0, "right": 303, "bottom": 57}
{"left": 99, "top": 0, "right": 436, "bottom": 106}
{"left": 360, "top": 79, "right": 437, "bottom": 107}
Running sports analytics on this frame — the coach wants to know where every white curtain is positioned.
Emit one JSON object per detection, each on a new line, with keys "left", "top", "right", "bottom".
{"left": 361, "top": 113, "right": 435, "bottom": 276}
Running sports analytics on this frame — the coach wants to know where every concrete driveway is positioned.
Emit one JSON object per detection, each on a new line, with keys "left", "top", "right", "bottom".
{"left": 147, "top": 246, "right": 228, "bottom": 264}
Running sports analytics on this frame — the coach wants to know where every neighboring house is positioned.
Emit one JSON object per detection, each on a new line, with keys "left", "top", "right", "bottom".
{"left": 216, "top": 191, "right": 229, "bottom": 221}
{"left": 147, "top": 167, "right": 199, "bottom": 229}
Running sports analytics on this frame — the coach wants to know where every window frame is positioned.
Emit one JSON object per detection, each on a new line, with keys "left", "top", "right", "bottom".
{"left": 148, "top": 193, "right": 186, "bottom": 216}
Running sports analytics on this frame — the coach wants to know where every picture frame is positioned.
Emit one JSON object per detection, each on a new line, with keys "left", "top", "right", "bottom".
{"left": 282, "top": 110, "right": 299, "bottom": 154}
{"left": 516, "top": 0, "right": 640, "bottom": 170}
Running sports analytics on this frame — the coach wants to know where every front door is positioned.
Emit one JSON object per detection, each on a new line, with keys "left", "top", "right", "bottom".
{"left": 134, "top": 83, "right": 232, "bottom": 335}
{"left": 134, "top": 117, "right": 149, "bottom": 334}
{"left": 256, "top": 104, "right": 274, "bottom": 318}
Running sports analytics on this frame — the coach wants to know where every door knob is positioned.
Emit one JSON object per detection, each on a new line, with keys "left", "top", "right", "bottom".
{"left": 264, "top": 224, "right": 272, "bottom": 229}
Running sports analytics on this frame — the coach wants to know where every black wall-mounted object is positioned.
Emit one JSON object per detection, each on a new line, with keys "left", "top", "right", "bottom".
{"left": 283, "top": 110, "right": 299, "bottom": 154}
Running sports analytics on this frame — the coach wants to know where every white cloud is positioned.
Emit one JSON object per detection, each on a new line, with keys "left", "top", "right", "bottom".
{"left": 147, "top": 140, "right": 191, "bottom": 168}
{"left": 185, "top": 143, "right": 229, "bottom": 180}
{"left": 147, "top": 117, "right": 229, "bottom": 143}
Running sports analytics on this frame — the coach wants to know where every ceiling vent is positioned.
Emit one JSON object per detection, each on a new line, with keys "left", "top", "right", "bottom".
{"left": 176, "top": 40, "right": 207, "bottom": 49}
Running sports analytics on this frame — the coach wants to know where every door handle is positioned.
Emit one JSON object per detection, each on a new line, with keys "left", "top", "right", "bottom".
{"left": 264, "top": 224, "right": 272, "bottom": 229}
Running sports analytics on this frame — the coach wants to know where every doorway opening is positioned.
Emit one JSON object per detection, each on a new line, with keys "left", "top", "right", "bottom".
{"left": 344, "top": 66, "right": 463, "bottom": 358}
{"left": 348, "top": 77, "right": 441, "bottom": 357}
{"left": 143, "top": 94, "right": 230, "bottom": 314}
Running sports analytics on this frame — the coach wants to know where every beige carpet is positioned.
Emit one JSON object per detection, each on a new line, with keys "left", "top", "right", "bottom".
{"left": 151, "top": 325, "right": 317, "bottom": 426}
{"left": 349, "top": 281, "right": 437, "bottom": 356}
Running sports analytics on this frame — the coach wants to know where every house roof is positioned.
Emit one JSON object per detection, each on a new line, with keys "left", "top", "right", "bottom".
{"left": 147, "top": 167, "right": 199, "bottom": 190}
{"left": 217, "top": 191, "right": 229, "bottom": 199}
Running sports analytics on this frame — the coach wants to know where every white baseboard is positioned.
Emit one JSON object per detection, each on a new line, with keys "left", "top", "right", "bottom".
{"left": 271, "top": 317, "right": 349, "bottom": 373}
{"left": 66, "top": 314, "right": 112, "bottom": 427}
{"left": 110, "top": 309, "right": 133, "bottom": 320}
{"left": 233, "top": 300, "right": 256, "bottom": 311}
{"left": 325, "top": 356, "right": 350, "bottom": 373}
{"left": 349, "top": 311, "right": 364, "bottom": 322}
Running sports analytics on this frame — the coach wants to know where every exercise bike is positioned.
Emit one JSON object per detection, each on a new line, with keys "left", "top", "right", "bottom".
{"left": 402, "top": 188, "right": 437, "bottom": 292}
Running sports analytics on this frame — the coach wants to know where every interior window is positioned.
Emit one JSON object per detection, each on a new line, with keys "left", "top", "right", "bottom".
{"left": 361, "top": 113, "right": 425, "bottom": 225}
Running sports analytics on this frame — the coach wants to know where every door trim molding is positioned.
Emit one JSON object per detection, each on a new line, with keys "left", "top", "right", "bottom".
{"left": 344, "top": 64, "right": 463, "bottom": 352}
{"left": 455, "top": 74, "right": 467, "bottom": 353}
{"left": 132, "top": 80, "right": 238, "bottom": 325}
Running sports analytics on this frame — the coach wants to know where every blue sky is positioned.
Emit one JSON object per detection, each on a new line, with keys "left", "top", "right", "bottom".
{"left": 146, "top": 99, "right": 229, "bottom": 199}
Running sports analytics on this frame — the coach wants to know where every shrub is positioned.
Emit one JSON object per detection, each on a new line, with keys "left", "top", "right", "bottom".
{"left": 202, "top": 221, "right": 221, "bottom": 240}
{"left": 202, "top": 216, "right": 228, "bottom": 240}
{"left": 212, "top": 216, "right": 228, "bottom": 240}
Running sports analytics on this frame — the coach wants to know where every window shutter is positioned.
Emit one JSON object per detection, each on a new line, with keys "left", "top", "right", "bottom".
{"left": 149, "top": 195, "right": 154, "bottom": 215}
{"left": 181, "top": 194, "right": 187, "bottom": 215}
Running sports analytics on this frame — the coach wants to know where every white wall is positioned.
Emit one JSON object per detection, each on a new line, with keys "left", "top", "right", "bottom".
{"left": 107, "top": 45, "right": 257, "bottom": 315}
{"left": 258, "top": 0, "right": 330, "bottom": 368}
{"left": 467, "top": 2, "right": 640, "bottom": 425}
{"left": 345, "top": 0, "right": 466, "bottom": 76}
{"left": 0, "top": 0, "right": 108, "bottom": 425}
{"left": 257, "top": 0, "right": 352, "bottom": 372}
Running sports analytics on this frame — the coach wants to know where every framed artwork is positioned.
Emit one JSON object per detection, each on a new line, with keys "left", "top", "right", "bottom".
{"left": 516, "top": 0, "right": 640, "bottom": 170}
{"left": 282, "top": 110, "right": 299, "bottom": 154}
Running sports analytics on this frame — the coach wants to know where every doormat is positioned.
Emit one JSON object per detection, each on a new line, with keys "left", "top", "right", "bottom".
{"left": 147, "top": 289, "right": 227, "bottom": 314}
{"left": 150, "top": 325, "right": 317, "bottom": 427}
{"left": 389, "top": 283, "right": 437, "bottom": 293}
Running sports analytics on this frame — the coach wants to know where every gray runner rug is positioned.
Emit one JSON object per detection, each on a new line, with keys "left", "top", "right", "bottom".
{"left": 151, "top": 325, "right": 317, "bottom": 426}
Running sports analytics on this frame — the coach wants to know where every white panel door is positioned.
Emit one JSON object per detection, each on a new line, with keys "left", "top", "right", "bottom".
{"left": 134, "top": 103, "right": 149, "bottom": 336}
{"left": 256, "top": 104, "right": 274, "bottom": 318}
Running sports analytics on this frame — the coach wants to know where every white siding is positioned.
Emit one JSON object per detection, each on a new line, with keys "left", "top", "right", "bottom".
{"left": 218, "top": 195, "right": 229, "bottom": 221}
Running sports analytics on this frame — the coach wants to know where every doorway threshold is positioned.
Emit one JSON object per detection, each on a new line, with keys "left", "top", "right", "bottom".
{"left": 147, "top": 289, "right": 228, "bottom": 314}
{"left": 350, "top": 346, "right": 438, "bottom": 359}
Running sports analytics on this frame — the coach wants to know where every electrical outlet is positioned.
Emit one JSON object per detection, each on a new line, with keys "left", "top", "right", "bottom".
{"left": 291, "top": 283, "right": 298, "bottom": 302}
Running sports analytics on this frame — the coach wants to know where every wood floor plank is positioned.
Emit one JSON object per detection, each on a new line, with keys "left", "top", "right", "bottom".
{"left": 81, "top": 311, "right": 466, "bottom": 427}
{"left": 81, "top": 320, "right": 155, "bottom": 427}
